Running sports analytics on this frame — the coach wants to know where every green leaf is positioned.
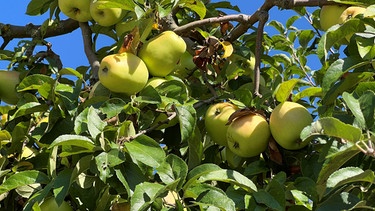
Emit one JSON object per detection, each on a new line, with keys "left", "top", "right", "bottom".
{"left": 134, "top": 86, "right": 161, "bottom": 104}
{"left": 49, "top": 134, "right": 96, "bottom": 150}
{"left": 195, "top": 169, "right": 257, "bottom": 193}
{"left": 95, "top": 149, "right": 126, "bottom": 182}
{"left": 273, "top": 78, "right": 300, "bottom": 103}
{"left": 0, "top": 170, "right": 50, "bottom": 195}
{"left": 327, "top": 167, "right": 375, "bottom": 190}
{"left": 178, "top": 0, "right": 206, "bottom": 19}
{"left": 26, "top": 0, "right": 53, "bottom": 15}
{"left": 317, "top": 192, "right": 361, "bottom": 211}
{"left": 130, "top": 182, "right": 165, "bottom": 211}
{"left": 322, "top": 59, "right": 359, "bottom": 94}
{"left": 75, "top": 107, "right": 107, "bottom": 139}
{"left": 156, "top": 154, "right": 188, "bottom": 191}
{"left": 188, "top": 126, "right": 203, "bottom": 170}
{"left": 358, "top": 90, "right": 375, "bottom": 129}
{"left": 96, "top": 0, "right": 135, "bottom": 11}
{"left": 99, "top": 98, "right": 127, "bottom": 119}
{"left": 189, "top": 184, "right": 236, "bottom": 210}
{"left": 176, "top": 104, "right": 196, "bottom": 143}
{"left": 10, "top": 102, "right": 49, "bottom": 120}
{"left": 253, "top": 189, "right": 284, "bottom": 211}
{"left": 316, "top": 144, "right": 361, "bottom": 200}
{"left": 293, "top": 87, "right": 323, "bottom": 102}
{"left": 342, "top": 92, "right": 366, "bottom": 129}
{"left": 356, "top": 34, "right": 375, "bottom": 60}
{"left": 184, "top": 164, "right": 223, "bottom": 191}
{"left": 301, "top": 117, "right": 362, "bottom": 143}
{"left": 124, "top": 135, "right": 165, "bottom": 168}
{"left": 17, "top": 74, "right": 55, "bottom": 99}
{"left": 53, "top": 168, "right": 73, "bottom": 205}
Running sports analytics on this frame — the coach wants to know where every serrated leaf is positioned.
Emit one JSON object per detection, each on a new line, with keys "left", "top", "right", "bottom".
{"left": 327, "top": 167, "right": 371, "bottom": 190}
{"left": 134, "top": 85, "right": 161, "bottom": 104}
{"left": 190, "top": 184, "right": 236, "bottom": 211}
{"left": 358, "top": 90, "right": 375, "bottom": 129}
{"left": 301, "top": 117, "right": 362, "bottom": 143}
{"left": 253, "top": 190, "right": 283, "bottom": 211}
{"left": 0, "top": 170, "right": 50, "bottom": 195}
{"left": 99, "top": 98, "right": 127, "bottom": 119}
{"left": 124, "top": 135, "right": 165, "bottom": 168}
{"left": 273, "top": 78, "right": 300, "bottom": 103}
{"left": 53, "top": 168, "right": 73, "bottom": 205}
{"left": 10, "top": 102, "right": 49, "bottom": 120}
{"left": 178, "top": 0, "right": 206, "bottom": 19}
{"left": 317, "top": 192, "right": 361, "bottom": 211}
{"left": 293, "top": 87, "right": 323, "bottom": 102}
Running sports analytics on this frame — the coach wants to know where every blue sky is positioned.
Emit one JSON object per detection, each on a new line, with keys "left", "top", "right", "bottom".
{"left": 0, "top": 1, "right": 316, "bottom": 71}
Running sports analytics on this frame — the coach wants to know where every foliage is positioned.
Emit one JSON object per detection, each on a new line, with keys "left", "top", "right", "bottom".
{"left": 1, "top": 0, "right": 375, "bottom": 210}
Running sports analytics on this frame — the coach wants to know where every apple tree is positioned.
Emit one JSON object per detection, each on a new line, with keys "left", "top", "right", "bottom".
{"left": 1, "top": 0, "right": 375, "bottom": 210}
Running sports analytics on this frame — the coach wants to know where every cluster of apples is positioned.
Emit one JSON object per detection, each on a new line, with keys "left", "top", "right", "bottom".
{"left": 96, "top": 30, "right": 187, "bottom": 96}
{"left": 319, "top": 4, "right": 367, "bottom": 42}
{"left": 58, "top": 0, "right": 126, "bottom": 27}
{"left": 204, "top": 101, "right": 313, "bottom": 165}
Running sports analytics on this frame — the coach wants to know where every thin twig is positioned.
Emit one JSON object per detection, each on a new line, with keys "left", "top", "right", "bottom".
{"left": 254, "top": 11, "right": 269, "bottom": 98}
{"left": 79, "top": 22, "right": 100, "bottom": 83}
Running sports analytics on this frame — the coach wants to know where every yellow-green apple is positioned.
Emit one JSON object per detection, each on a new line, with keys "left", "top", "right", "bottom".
{"left": 269, "top": 101, "right": 313, "bottom": 150}
{"left": 98, "top": 52, "right": 149, "bottom": 95}
{"left": 58, "top": 0, "right": 92, "bottom": 22}
{"left": 204, "top": 102, "right": 239, "bottom": 146}
{"left": 90, "top": 0, "right": 125, "bottom": 26}
{"left": 0, "top": 70, "right": 20, "bottom": 105}
{"left": 319, "top": 5, "right": 348, "bottom": 31}
{"left": 138, "top": 31, "right": 186, "bottom": 77}
{"left": 226, "top": 113, "right": 270, "bottom": 157}
{"left": 339, "top": 6, "right": 367, "bottom": 41}
{"left": 173, "top": 51, "right": 196, "bottom": 78}
{"left": 40, "top": 197, "right": 73, "bottom": 211}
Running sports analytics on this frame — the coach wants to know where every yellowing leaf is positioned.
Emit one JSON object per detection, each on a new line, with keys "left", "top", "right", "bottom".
{"left": 221, "top": 41, "right": 233, "bottom": 58}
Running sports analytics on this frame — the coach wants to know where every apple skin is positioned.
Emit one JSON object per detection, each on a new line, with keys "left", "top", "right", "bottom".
{"left": 0, "top": 70, "right": 20, "bottom": 105}
{"left": 226, "top": 114, "right": 270, "bottom": 158}
{"left": 319, "top": 5, "right": 348, "bottom": 31}
{"left": 138, "top": 31, "right": 187, "bottom": 77}
{"left": 204, "top": 102, "right": 239, "bottom": 147}
{"left": 98, "top": 52, "right": 149, "bottom": 95}
{"left": 40, "top": 197, "right": 73, "bottom": 211}
{"left": 58, "top": 0, "right": 92, "bottom": 22}
{"left": 90, "top": 0, "right": 125, "bottom": 27}
{"left": 269, "top": 101, "right": 313, "bottom": 150}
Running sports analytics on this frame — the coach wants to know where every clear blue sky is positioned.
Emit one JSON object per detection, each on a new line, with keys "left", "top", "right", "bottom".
{"left": 0, "top": 1, "right": 317, "bottom": 71}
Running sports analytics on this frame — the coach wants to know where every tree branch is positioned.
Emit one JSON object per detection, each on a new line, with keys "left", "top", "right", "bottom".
{"left": 79, "top": 22, "right": 100, "bottom": 83}
{"left": 0, "top": 19, "right": 79, "bottom": 49}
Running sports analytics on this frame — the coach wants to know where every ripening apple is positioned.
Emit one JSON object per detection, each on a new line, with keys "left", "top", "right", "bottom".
{"left": 40, "top": 197, "right": 73, "bottom": 211}
{"left": 204, "top": 102, "right": 239, "bottom": 146}
{"left": 226, "top": 113, "right": 270, "bottom": 158}
{"left": 319, "top": 5, "right": 348, "bottom": 31}
{"left": 138, "top": 31, "right": 187, "bottom": 77}
{"left": 269, "top": 101, "right": 313, "bottom": 150}
{"left": 98, "top": 52, "right": 149, "bottom": 95}
{"left": 90, "top": 0, "right": 125, "bottom": 26}
{"left": 339, "top": 6, "right": 367, "bottom": 41}
{"left": 0, "top": 70, "right": 20, "bottom": 105}
{"left": 58, "top": 0, "right": 92, "bottom": 22}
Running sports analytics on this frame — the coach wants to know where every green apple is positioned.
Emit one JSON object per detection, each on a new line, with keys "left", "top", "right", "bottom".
{"left": 0, "top": 70, "right": 20, "bottom": 105}
{"left": 204, "top": 102, "right": 239, "bottom": 146}
{"left": 226, "top": 114, "right": 270, "bottom": 158}
{"left": 90, "top": 0, "right": 125, "bottom": 26}
{"left": 319, "top": 5, "right": 348, "bottom": 31}
{"left": 269, "top": 101, "right": 313, "bottom": 150}
{"left": 40, "top": 197, "right": 73, "bottom": 211}
{"left": 98, "top": 52, "right": 149, "bottom": 95}
{"left": 138, "top": 31, "right": 187, "bottom": 77}
{"left": 58, "top": 0, "right": 92, "bottom": 22}
{"left": 339, "top": 6, "right": 367, "bottom": 42}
